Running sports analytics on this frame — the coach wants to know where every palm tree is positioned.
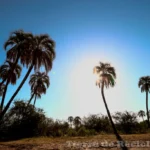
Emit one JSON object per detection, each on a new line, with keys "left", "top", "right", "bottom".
{"left": 0, "top": 84, "right": 5, "bottom": 113}
{"left": 138, "top": 110, "right": 145, "bottom": 122}
{"left": 73, "top": 116, "right": 81, "bottom": 129}
{"left": 68, "top": 116, "right": 74, "bottom": 128}
{"left": 138, "top": 76, "right": 150, "bottom": 128}
{"left": 28, "top": 72, "right": 50, "bottom": 106}
{"left": 0, "top": 30, "right": 33, "bottom": 86}
{"left": 0, "top": 33, "right": 55, "bottom": 120}
{"left": 93, "top": 62, "right": 128, "bottom": 150}
{"left": 0, "top": 60, "right": 22, "bottom": 111}
{"left": 0, "top": 30, "right": 32, "bottom": 115}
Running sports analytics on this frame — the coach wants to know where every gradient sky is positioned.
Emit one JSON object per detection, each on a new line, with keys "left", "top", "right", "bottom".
{"left": 1, "top": 0, "right": 150, "bottom": 120}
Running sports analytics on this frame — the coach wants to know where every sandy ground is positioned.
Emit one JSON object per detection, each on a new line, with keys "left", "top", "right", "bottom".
{"left": 1, "top": 134, "right": 150, "bottom": 150}
{"left": 0, "top": 144, "right": 150, "bottom": 150}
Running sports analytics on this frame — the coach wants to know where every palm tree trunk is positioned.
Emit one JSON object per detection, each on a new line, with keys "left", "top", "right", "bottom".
{"left": 0, "top": 52, "right": 21, "bottom": 110}
{"left": 33, "top": 95, "right": 37, "bottom": 106}
{"left": 146, "top": 91, "right": 150, "bottom": 128}
{"left": 0, "top": 65, "right": 33, "bottom": 120}
{"left": 142, "top": 116, "right": 144, "bottom": 122}
{"left": 0, "top": 79, "right": 9, "bottom": 111}
{"left": 27, "top": 93, "right": 35, "bottom": 106}
{"left": 101, "top": 83, "right": 128, "bottom": 150}
{"left": 0, "top": 52, "right": 20, "bottom": 87}
{"left": 0, "top": 79, "right": 6, "bottom": 86}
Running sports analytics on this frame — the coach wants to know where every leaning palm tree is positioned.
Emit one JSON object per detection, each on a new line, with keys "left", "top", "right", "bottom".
{"left": 138, "top": 76, "right": 150, "bottom": 128}
{"left": 28, "top": 72, "right": 50, "bottom": 106}
{"left": 68, "top": 116, "right": 74, "bottom": 128}
{"left": 0, "top": 33, "right": 55, "bottom": 120}
{"left": 94, "top": 62, "right": 128, "bottom": 150}
{"left": 0, "top": 60, "right": 22, "bottom": 111}
{"left": 138, "top": 110, "right": 145, "bottom": 122}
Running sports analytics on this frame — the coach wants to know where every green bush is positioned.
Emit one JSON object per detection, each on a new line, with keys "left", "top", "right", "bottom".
{"left": 0, "top": 101, "right": 47, "bottom": 140}
{"left": 88, "top": 129, "right": 97, "bottom": 136}
{"left": 67, "top": 128, "right": 77, "bottom": 136}
{"left": 77, "top": 127, "right": 90, "bottom": 136}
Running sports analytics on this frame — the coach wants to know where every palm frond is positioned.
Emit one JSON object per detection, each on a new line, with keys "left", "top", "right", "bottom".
{"left": 94, "top": 62, "right": 116, "bottom": 89}
{"left": 29, "top": 72, "right": 50, "bottom": 98}
{"left": 138, "top": 76, "right": 150, "bottom": 92}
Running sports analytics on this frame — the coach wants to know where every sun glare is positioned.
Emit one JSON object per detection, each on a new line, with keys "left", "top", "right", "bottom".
{"left": 67, "top": 56, "right": 103, "bottom": 114}
{"left": 67, "top": 53, "right": 127, "bottom": 116}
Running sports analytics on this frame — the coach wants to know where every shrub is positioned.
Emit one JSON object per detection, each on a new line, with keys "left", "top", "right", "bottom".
{"left": 77, "top": 127, "right": 90, "bottom": 136}
{"left": 0, "top": 101, "right": 47, "bottom": 140}
{"left": 67, "top": 128, "right": 77, "bottom": 136}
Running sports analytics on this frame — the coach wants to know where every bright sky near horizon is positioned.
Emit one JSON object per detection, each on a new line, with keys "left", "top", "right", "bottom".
{"left": 1, "top": 0, "right": 150, "bottom": 120}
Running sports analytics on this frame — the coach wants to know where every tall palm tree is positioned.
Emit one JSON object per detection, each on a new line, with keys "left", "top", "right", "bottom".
{"left": 73, "top": 116, "right": 81, "bottom": 129}
{"left": 0, "top": 30, "right": 33, "bottom": 86}
{"left": 138, "top": 110, "right": 145, "bottom": 122}
{"left": 0, "top": 33, "right": 55, "bottom": 120}
{"left": 138, "top": 76, "right": 150, "bottom": 128}
{"left": 68, "top": 116, "right": 74, "bottom": 128}
{"left": 0, "top": 60, "right": 22, "bottom": 111}
{"left": 28, "top": 72, "right": 50, "bottom": 106}
{"left": 93, "top": 62, "right": 128, "bottom": 150}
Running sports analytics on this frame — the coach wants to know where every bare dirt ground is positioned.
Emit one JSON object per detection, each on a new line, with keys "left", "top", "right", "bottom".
{"left": 0, "top": 134, "right": 150, "bottom": 150}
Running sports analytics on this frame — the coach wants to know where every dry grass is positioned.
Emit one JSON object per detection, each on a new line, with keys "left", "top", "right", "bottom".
{"left": 1, "top": 133, "right": 150, "bottom": 144}
{"left": 1, "top": 134, "right": 150, "bottom": 150}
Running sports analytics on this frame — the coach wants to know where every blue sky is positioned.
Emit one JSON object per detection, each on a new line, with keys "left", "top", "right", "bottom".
{"left": 1, "top": 0, "right": 150, "bottom": 120}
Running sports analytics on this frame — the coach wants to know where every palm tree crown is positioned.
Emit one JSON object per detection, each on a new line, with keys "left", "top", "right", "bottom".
{"left": 4, "top": 30, "right": 56, "bottom": 73}
{"left": 138, "top": 76, "right": 150, "bottom": 92}
{"left": 29, "top": 72, "right": 50, "bottom": 95}
{"left": 138, "top": 110, "right": 145, "bottom": 120}
{"left": 21, "top": 34, "right": 56, "bottom": 72}
{"left": 0, "top": 60, "right": 22, "bottom": 85}
{"left": 4, "top": 30, "right": 33, "bottom": 63}
{"left": 93, "top": 62, "right": 116, "bottom": 88}
{"left": 28, "top": 72, "right": 50, "bottom": 106}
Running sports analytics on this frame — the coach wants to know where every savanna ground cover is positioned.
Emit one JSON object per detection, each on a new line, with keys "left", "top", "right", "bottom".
{"left": 1, "top": 134, "right": 150, "bottom": 150}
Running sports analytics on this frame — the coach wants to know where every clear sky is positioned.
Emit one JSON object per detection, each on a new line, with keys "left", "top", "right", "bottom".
{"left": 1, "top": 0, "right": 150, "bottom": 120}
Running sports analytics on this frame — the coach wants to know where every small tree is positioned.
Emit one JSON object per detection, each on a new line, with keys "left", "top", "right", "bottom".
{"left": 73, "top": 116, "right": 81, "bottom": 130}
{"left": 113, "top": 111, "right": 138, "bottom": 134}
{"left": 138, "top": 110, "right": 145, "bottom": 122}
{"left": 68, "top": 116, "right": 74, "bottom": 128}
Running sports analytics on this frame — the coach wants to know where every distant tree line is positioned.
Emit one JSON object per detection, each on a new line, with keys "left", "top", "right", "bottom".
{"left": 0, "top": 101, "right": 148, "bottom": 140}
